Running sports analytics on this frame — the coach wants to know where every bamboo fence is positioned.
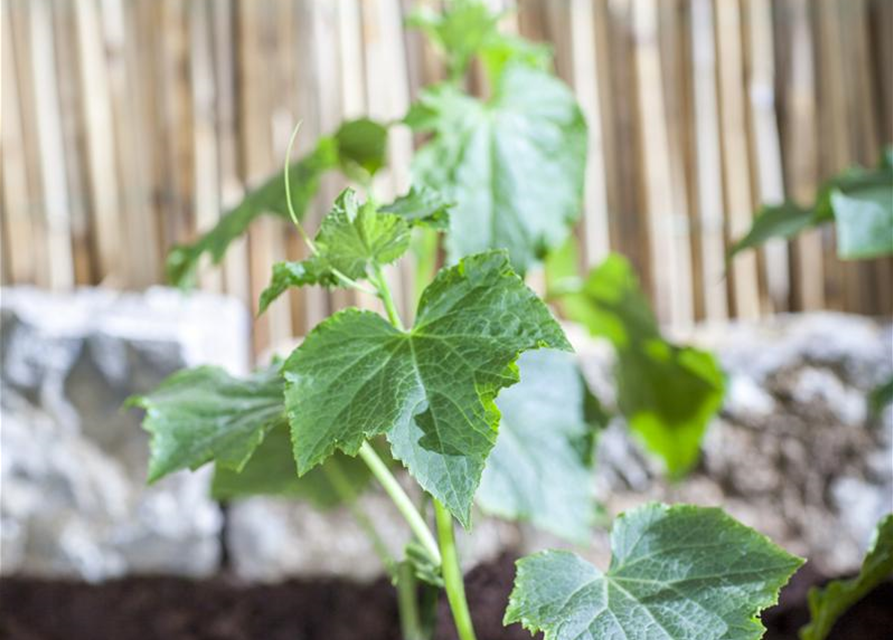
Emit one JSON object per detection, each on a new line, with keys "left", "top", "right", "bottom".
{"left": 1, "top": 0, "right": 891, "bottom": 355}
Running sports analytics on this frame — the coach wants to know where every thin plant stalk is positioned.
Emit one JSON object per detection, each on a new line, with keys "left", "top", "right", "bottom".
{"left": 434, "top": 499, "right": 478, "bottom": 640}
{"left": 358, "top": 442, "right": 441, "bottom": 566}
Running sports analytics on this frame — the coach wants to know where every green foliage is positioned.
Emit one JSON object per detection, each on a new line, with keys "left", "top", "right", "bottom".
{"left": 870, "top": 376, "right": 893, "bottom": 418}
{"left": 166, "top": 118, "right": 389, "bottom": 288}
{"left": 128, "top": 365, "right": 285, "bottom": 483}
{"left": 259, "top": 189, "right": 411, "bottom": 312}
{"left": 408, "top": 63, "right": 586, "bottom": 275}
{"left": 407, "top": 0, "right": 549, "bottom": 83}
{"left": 379, "top": 186, "right": 453, "bottom": 230}
{"left": 732, "top": 148, "right": 893, "bottom": 260}
{"left": 800, "top": 514, "right": 893, "bottom": 640}
{"left": 555, "top": 254, "right": 725, "bottom": 476}
{"left": 505, "top": 502, "right": 804, "bottom": 640}
{"left": 281, "top": 250, "right": 570, "bottom": 527}
{"left": 211, "top": 425, "right": 374, "bottom": 509}
{"left": 477, "top": 349, "right": 605, "bottom": 542}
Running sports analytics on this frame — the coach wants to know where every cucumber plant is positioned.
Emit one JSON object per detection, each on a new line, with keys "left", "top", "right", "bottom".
{"left": 131, "top": 2, "right": 808, "bottom": 639}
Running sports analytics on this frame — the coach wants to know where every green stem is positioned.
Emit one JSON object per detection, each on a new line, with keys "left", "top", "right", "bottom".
{"left": 434, "top": 500, "right": 478, "bottom": 640}
{"left": 373, "top": 264, "right": 405, "bottom": 330}
{"left": 322, "top": 458, "right": 396, "bottom": 577}
{"left": 397, "top": 562, "right": 426, "bottom": 640}
{"left": 358, "top": 442, "right": 441, "bottom": 566}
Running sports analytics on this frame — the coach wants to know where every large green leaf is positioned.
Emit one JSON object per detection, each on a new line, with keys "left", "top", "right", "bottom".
{"left": 281, "top": 250, "right": 571, "bottom": 526}
{"left": 477, "top": 349, "right": 604, "bottom": 542}
{"left": 558, "top": 255, "right": 725, "bottom": 476}
{"left": 409, "top": 64, "right": 586, "bottom": 274}
{"left": 259, "top": 188, "right": 411, "bottom": 312}
{"left": 801, "top": 514, "right": 893, "bottom": 640}
{"left": 505, "top": 502, "right": 804, "bottom": 640}
{"left": 211, "top": 425, "right": 374, "bottom": 509}
{"left": 128, "top": 366, "right": 285, "bottom": 483}
{"left": 166, "top": 118, "right": 389, "bottom": 288}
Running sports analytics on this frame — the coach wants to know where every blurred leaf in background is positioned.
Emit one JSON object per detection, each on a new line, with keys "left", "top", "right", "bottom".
{"left": 167, "top": 118, "right": 389, "bottom": 288}
{"left": 549, "top": 249, "right": 725, "bottom": 477}
{"left": 732, "top": 147, "right": 893, "bottom": 261}
{"left": 477, "top": 349, "right": 607, "bottom": 543}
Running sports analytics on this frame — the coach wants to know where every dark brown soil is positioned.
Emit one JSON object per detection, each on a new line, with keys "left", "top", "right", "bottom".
{"left": 1, "top": 555, "right": 890, "bottom": 640}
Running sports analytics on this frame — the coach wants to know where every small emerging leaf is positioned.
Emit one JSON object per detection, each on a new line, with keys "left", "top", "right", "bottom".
{"left": 558, "top": 254, "right": 725, "bottom": 476}
{"left": 477, "top": 349, "right": 604, "bottom": 542}
{"left": 282, "top": 250, "right": 571, "bottom": 526}
{"left": 379, "top": 186, "right": 453, "bottom": 230}
{"left": 505, "top": 502, "right": 804, "bottom": 640}
{"left": 259, "top": 189, "right": 410, "bottom": 312}
{"left": 129, "top": 365, "right": 285, "bottom": 483}
{"left": 800, "top": 514, "right": 893, "bottom": 640}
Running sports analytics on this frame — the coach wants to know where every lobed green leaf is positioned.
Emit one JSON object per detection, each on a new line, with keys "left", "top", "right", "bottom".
{"left": 128, "top": 365, "right": 285, "bottom": 483}
{"left": 505, "top": 502, "right": 804, "bottom": 640}
{"left": 281, "top": 250, "right": 571, "bottom": 526}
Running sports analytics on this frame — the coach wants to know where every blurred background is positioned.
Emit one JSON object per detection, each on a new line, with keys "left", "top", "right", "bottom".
{"left": 3, "top": 0, "right": 891, "bottom": 357}
{"left": 1, "top": 1, "right": 892, "bottom": 638}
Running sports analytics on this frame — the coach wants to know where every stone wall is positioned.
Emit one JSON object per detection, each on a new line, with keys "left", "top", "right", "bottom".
{"left": 2, "top": 289, "right": 890, "bottom": 582}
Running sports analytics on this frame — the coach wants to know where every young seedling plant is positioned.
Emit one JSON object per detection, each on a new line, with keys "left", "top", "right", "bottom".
{"left": 129, "top": 2, "right": 824, "bottom": 638}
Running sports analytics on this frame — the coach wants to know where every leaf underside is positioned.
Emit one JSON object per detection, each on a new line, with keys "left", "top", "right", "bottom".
{"left": 505, "top": 502, "right": 804, "bottom": 640}
{"left": 477, "top": 349, "right": 603, "bottom": 542}
{"left": 281, "top": 250, "right": 571, "bottom": 527}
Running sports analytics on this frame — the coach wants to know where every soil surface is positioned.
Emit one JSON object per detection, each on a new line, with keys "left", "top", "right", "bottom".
{"left": 1, "top": 555, "right": 890, "bottom": 640}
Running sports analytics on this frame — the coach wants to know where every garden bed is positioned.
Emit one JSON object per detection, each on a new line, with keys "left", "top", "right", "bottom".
{"left": 2, "top": 555, "right": 890, "bottom": 640}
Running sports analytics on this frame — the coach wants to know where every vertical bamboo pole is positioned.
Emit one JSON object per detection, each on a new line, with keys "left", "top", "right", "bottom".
{"left": 690, "top": 0, "right": 730, "bottom": 322}
{"left": 776, "top": 0, "right": 823, "bottom": 311}
{"left": 74, "top": 0, "right": 121, "bottom": 283}
{"left": 30, "top": 0, "right": 74, "bottom": 289}
{"left": 569, "top": 0, "right": 611, "bottom": 267}
{"left": 744, "top": 0, "right": 789, "bottom": 312}
{"left": 714, "top": 0, "right": 760, "bottom": 318}
{"left": 632, "top": 0, "right": 694, "bottom": 327}
{"left": 2, "top": 0, "right": 39, "bottom": 285}
{"left": 211, "top": 0, "right": 251, "bottom": 308}
{"left": 190, "top": 0, "right": 223, "bottom": 293}
{"left": 362, "top": 0, "right": 413, "bottom": 316}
